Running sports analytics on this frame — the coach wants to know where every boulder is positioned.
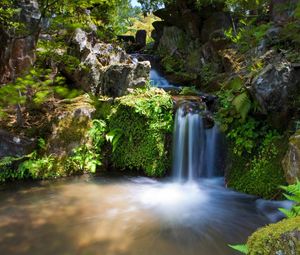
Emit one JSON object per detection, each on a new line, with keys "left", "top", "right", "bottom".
{"left": 0, "top": 129, "right": 36, "bottom": 159}
{"left": 0, "top": 0, "right": 41, "bottom": 84}
{"left": 63, "top": 29, "right": 150, "bottom": 97}
{"left": 135, "top": 30, "right": 147, "bottom": 48}
{"left": 247, "top": 216, "right": 300, "bottom": 255}
{"left": 45, "top": 95, "right": 96, "bottom": 157}
{"left": 249, "top": 55, "right": 300, "bottom": 114}
{"left": 200, "top": 12, "right": 231, "bottom": 43}
{"left": 282, "top": 130, "right": 300, "bottom": 184}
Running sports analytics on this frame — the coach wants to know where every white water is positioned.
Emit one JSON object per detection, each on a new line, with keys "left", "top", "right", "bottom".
{"left": 172, "top": 105, "right": 221, "bottom": 181}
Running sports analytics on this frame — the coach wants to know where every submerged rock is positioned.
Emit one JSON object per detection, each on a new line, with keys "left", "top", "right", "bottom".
{"left": 62, "top": 28, "right": 150, "bottom": 97}
{"left": 282, "top": 130, "right": 300, "bottom": 184}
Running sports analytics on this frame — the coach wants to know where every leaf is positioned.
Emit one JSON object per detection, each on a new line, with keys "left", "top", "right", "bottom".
{"left": 228, "top": 244, "right": 248, "bottom": 254}
{"left": 232, "top": 92, "right": 251, "bottom": 121}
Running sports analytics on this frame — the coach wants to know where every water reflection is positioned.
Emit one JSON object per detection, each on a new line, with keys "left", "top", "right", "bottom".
{"left": 0, "top": 176, "right": 289, "bottom": 255}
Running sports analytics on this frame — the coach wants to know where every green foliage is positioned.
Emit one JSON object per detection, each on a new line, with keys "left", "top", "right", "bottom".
{"left": 279, "top": 181, "right": 300, "bottom": 218}
{"left": 228, "top": 244, "right": 248, "bottom": 254}
{"left": 232, "top": 92, "right": 251, "bottom": 121}
{"left": 106, "top": 128, "right": 123, "bottom": 152}
{"left": 227, "top": 133, "right": 286, "bottom": 199}
{"left": 217, "top": 78, "right": 254, "bottom": 155}
{"left": 106, "top": 88, "right": 173, "bottom": 176}
{"left": 67, "top": 119, "right": 106, "bottom": 173}
{"left": 225, "top": 22, "right": 272, "bottom": 53}
{"left": 0, "top": 154, "right": 31, "bottom": 182}
{"left": 199, "top": 63, "right": 217, "bottom": 86}
{"left": 179, "top": 86, "right": 199, "bottom": 96}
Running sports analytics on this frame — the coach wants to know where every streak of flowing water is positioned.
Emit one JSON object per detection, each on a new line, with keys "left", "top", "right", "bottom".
{"left": 172, "top": 105, "right": 221, "bottom": 181}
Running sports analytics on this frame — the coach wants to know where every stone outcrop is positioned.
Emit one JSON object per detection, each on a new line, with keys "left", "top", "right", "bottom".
{"left": 0, "top": 0, "right": 41, "bottom": 84}
{"left": 0, "top": 129, "right": 36, "bottom": 159}
{"left": 282, "top": 130, "right": 300, "bottom": 184}
{"left": 62, "top": 28, "right": 150, "bottom": 97}
{"left": 249, "top": 55, "right": 300, "bottom": 115}
{"left": 45, "top": 95, "right": 95, "bottom": 157}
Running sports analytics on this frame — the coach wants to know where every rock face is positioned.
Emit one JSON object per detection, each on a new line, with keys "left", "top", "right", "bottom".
{"left": 249, "top": 55, "right": 300, "bottom": 114}
{"left": 45, "top": 95, "right": 95, "bottom": 157}
{"left": 152, "top": 1, "right": 231, "bottom": 84}
{"left": 0, "top": 129, "right": 36, "bottom": 159}
{"left": 282, "top": 130, "right": 300, "bottom": 184}
{"left": 63, "top": 29, "right": 150, "bottom": 97}
{"left": 0, "top": 0, "right": 41, "bottom": 84}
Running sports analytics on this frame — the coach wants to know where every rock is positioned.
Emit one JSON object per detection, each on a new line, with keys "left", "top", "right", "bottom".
{"left": 249, "top": 55, "right": 300, "bottom": 115}
{"left": 45, "top": 95, "right": 96, "bottom": 157}
{"left": 247, "top": 216, "right": 300, "bottom": 255}
{"left": 0, "top": 0, "right": 41, "bottom": 84}
{"left": 282, "top": 130, "right": 300, "bottom": 184}
{"left": 0, "top": 129, "right": 36, "bottom": 159}
{"left": 135, "top": 30, "right": 147, "bottom": 48}
{"left": 62, "top": 29, "right": 150, "bottom": 97}
{"left": 200, "top": 12, "right": 231, "bottom": 43}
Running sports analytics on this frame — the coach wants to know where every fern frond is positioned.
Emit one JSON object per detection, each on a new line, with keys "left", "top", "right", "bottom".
{"left": 232, "top": 92, "right": 251, "bottom": 121}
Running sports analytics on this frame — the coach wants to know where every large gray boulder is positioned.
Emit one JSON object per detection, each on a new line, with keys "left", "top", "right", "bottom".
{"left": 249, "top": 55, "right": 300, "bottom": 114}
{"left": 63, "top": 29, "right": 150, "bottom": 97}
{"left": 0, "top": 0, "right": 41, "bottom": 84}
{"left": 282, "top": 130, "right": 300, "bottom": 184}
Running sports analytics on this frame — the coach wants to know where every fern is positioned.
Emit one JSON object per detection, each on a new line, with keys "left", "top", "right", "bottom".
{"left": 232, "top": 92, "right": 251, "bottom": 121}
{"left": 228, "top": 244, "right": 248, "bottom": 254}
{"left": 279, "top": 181, "right": 300, "bottom": 218}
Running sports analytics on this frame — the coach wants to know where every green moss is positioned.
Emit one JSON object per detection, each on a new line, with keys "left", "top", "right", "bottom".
{"left": 247, "top": 217, "right": 300, "bottom": 255}
{"left": 227, "top": 136, "right": 287, "bottom": 199}
{"left": 106, "top": 88, "right": 174, "bottom": 176}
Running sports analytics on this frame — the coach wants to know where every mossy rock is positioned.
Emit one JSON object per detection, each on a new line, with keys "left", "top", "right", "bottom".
{"left": 227, "top": 137, "right": 287, "bottom": 199}
{"left": 247, "top": 216, "right": 300, "bottom": 255}
{"left": 105, "top": 88, "right": 174, "bottom": 177}
{"left": 46, "top": 94, "right": 95, "bottom": 157}
{"left": 282, "top": 130, "right": 300, "bottom": 184}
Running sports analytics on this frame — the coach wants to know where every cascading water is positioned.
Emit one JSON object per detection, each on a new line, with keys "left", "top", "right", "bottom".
{"left": 172, "top": 103, "right": 221, "bottom": 181}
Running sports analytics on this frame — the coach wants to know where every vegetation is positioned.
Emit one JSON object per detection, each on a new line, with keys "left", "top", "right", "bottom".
{"left": 105, "top": 88, "right": 173, "bottom": 176}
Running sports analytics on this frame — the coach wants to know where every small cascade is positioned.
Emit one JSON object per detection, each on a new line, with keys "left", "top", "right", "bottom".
{"left": 172, "top": 103, "right": 222, "bottom": 182}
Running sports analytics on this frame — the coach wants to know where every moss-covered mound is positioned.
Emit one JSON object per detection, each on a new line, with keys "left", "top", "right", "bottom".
{"left": 247, "top": 216, "right": 300, "bottom": 255}
{"left": 105, "top": 88, "right": 174, "bottom": 176}
{"left": 227, "top": 136, "right": 287, "bottom": 199}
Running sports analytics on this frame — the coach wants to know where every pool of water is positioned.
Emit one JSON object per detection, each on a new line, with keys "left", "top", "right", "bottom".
{"left": 0, "top": 176, "right": 289, "bottom": 255}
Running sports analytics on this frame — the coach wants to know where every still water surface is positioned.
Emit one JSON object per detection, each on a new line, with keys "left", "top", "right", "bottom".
{"left": 0, "top": 176, "right": 287, "bottom": 255}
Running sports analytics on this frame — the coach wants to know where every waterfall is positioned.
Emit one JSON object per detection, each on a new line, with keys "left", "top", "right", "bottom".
{"left": 172, "top": 104, "right": 221, "bottom": 181}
